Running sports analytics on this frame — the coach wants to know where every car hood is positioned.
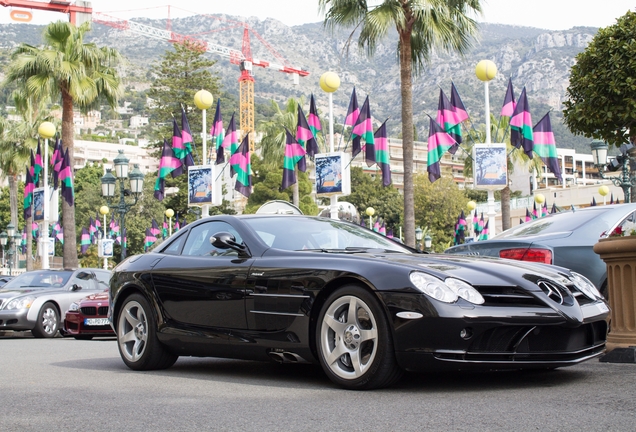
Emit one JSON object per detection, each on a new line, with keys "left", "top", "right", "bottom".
{"left": 372, "top": 252, "right": 572, "bottom": 289}
{"left": 0, "top": 287, "right": 68, "bottom": 300}
{"left": 79, "top": 291, "right": 109, "bottom": 304}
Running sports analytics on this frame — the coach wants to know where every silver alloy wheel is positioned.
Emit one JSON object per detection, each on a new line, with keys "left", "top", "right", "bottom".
{"left": 118, "top": 300, "right": 148, "bottom": 363}
{"left": 320, "top": 295, "right": 379, "bottom": 380}
{"left": 41, "top": 306, "right": 58, "bottom": 335}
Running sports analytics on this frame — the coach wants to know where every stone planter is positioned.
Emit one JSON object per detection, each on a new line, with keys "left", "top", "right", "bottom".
{"left": 593, "top": 236, "right": 636, "bottom": 352}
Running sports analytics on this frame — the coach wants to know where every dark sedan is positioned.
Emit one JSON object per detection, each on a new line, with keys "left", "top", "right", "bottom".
{"left": 445, "top": 203, "right": 636, "bottom": 298}
{"left": 109, "top": 215, "right": 609, "bottom": 390}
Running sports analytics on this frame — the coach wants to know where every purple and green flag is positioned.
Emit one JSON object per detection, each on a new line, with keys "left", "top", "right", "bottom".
{"left": 308, "top": 94, "right": 322, "bottom": 150}
{"left": 479, "top": 220, "right": 489, "bottom": 241}
{"left": 281, "top": 128, "right": 306, "bottom": 191}
{"left": 51, "top": 138, "right": 63, "bottom": 190}
{"left": 154, "top": 139, "right": 182, "bottom": 200}
{"left": 525, "top": 208, "right": 532, "bottom": 222}
{"left": 174, "top": 214, "right": 180, "bottom": 232}
{"left": 32, "top": 221, "right": 39, "bottom": 240}
{"left": 230, "top": 135, "right": 252, "bottom": 198}
{"left": 344, "top": 87, "right": 359, "bottom": 127}
{"left": 351, "top": 96, "right": 375, "bottom": 166}
{"left": 33, "top": 140, "right": 43, "bottom": 186}
{"left": 501, "top": 78, "right": 516, "bottom": 117}
{"left": 297, "top": 105, "right": 318, "bottom": 159}
{"left": 150, "top": 219, "right": 161, "bottom": 237}
{"left": 426, "top": 117, "right": 457, "bottom": 183}
{"left": 551, "top": 202, "right": 558, "bottom": 214}
{"left": 180, "top": 108, "right": 196, "bottom": 167}
{"left": 532, "top": 112, "right": 562, "bottom": 183}
{"left": 510, "top": 87, "right": 534, "bottom": 158}
{"left": 59, "top": 148, "right": 74, "bottom": 206}
{"left": 162, "top": 215, "right": 169, "bottom": 239}
{"left": 211, "top": 99, "right": 225, "bottom": 164}
{"left": 23, "top": 167, "right": 34, "bottom": 219}
{"left": 89, "top": 217, "right": 97, "bottom": 244}
{"left": 450, "top": 82, "right": 469, "bottom": 123}
{"left": 80, "top": 227, "right": 90, "bottom": 254}
{"left": 373, "top": 120, "right": 391, "bottom": 186}
{"left": 144, "top": 228, "right": 157, "bottom": 252}
{"left": 52, "top": 221, "right": 63, "bottom": 244}
{"left": 223, "top": 114, "right": 240, "bottom": 173}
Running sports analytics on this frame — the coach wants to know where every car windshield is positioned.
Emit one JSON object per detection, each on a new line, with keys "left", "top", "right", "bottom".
{"left": 1, "top": 270, "right": 73, "bottom": 289}
{"left": 244, "top": 217, "right": 412, "bottom": 253}
{"left": 494, "top": 208, "right": 607, "bottom": 239}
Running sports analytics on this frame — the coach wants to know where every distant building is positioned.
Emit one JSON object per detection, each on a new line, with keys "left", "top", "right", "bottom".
{"left": 129, "top": 115, "right": 149, "bottom": 129}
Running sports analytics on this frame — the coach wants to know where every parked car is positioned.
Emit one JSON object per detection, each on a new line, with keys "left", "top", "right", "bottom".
{"left": 63, "top": 290, "right": 113, "bottom": 340}
{"left": 0, "top": 269, "right": 111, "bottom": 338}
{"left": 109, "top": 215, "right": 609, "bottom": 390}
{"left": 445, "top": 203, "right": 636, "bottom": 299}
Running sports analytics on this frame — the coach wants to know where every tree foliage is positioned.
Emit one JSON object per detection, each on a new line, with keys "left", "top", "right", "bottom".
{"left": 563, "top": 11, "right": 636, "bottom": 147}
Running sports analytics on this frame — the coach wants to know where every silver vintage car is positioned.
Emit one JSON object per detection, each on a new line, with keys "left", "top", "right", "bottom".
{"left": 0, "top": 269, "right": 111, "bottom": 338}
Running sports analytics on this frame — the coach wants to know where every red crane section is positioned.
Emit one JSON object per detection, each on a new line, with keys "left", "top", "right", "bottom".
{"left": 0, "top": 0, "right": 92, "bottom": 25}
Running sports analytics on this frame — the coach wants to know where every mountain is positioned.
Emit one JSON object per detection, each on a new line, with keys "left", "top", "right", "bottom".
{"left": 0, "top": 15, "right": 599, "bottom": 153}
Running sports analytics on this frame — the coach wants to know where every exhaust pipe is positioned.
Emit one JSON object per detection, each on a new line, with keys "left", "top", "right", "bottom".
{"left": 267, "top": 350, "right": 309, "bottom": 364}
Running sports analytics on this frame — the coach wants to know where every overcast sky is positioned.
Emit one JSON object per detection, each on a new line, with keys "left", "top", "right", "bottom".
{"left": 0, "top": 0, "right": 634, "bottom": 30}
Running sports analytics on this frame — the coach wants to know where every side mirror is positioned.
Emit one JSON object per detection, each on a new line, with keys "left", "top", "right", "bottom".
{"left": 210, "top": 232, "right": 249, "bottom": 257}
{"left": 71, "top": 284, "right": 82, "bottom": 291}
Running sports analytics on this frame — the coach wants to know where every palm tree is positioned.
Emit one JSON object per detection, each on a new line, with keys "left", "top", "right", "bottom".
{"left": 3, "top": 21, "right": 123, "bottom": 267}
{"left": 319, "top": 0, "right": 482, "bottom": 247}
{"left": 258, "top": 97, "right": 308, "bottom": 207}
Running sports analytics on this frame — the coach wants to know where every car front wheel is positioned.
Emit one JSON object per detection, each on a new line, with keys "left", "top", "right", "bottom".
{"left": 31, "top": 302, "right": 59, "bottom": 338}
{"left": 116, "top": 293, "right": 178, "bottom": 370}
{"left": 316, "top": 285, "right": 403, "bottom": 390}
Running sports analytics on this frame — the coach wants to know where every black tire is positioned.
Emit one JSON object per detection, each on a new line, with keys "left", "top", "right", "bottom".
{"left": 31, "top": 302, "right": 60, "bottom": 338}
{"left": 316, "top": 285, "right": 403, "bottom": 390}
{"left": 74, "top": 335, "right": 94, "bottom": 340}
{"left": 115, "top": 293, "right": 178, "bottom": 370}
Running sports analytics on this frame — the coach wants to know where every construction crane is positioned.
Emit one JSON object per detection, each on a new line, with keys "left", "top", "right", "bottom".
{"left": 0, "top": 0, "right": 92, "bottom": 25}
{"left": 93, "top": 10, "right": 310, "bottom": 151}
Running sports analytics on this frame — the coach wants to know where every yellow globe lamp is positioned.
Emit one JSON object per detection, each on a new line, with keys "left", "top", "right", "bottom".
{"left": 475, "top": 60, "right": 497, "bottom": 82}
{"left": 598, "top": 185, "right": 610, "bottom": 197}
{"left": 534, "top": 193, "right": 545, "bottom": 204}
{"left": 467, "top": 201, "right": 477, "bottom": 212}
{"left": 194, "top": 90, "right": 213, "bottom": 110}
{"left": 365, "top": 207, "right": 375, "bottom": 217}
{"left": 38, "top": 121, "right": 56, "bottom": 139}
{"left": 319, "top": 71, "right": 340, "bottom": 93}
{"left": 165, "top": 209, "right": 175, "bottom": 218}
{"left": 99, "top": 205, "right": 109, "bottom": 216}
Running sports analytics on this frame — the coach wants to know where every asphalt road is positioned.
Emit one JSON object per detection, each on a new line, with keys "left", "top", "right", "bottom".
{"left": 0, "top": 334, "right": 635, "bottom": 432}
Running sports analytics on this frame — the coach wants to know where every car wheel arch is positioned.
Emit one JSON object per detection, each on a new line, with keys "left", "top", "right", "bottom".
{"left": 308, "top": 276, "right": 388, "bottom": 361}
{"left": 112, "top": 284, "right": 162, "bottom": 329}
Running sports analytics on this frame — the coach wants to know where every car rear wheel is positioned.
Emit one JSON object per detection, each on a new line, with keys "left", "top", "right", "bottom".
{"left": 31, "top": 302, "right": 59, "bottom": 338}
{"left": 116, "top": 293, "right": 178, "bottom": 370}
{"left": 316, "top": 285, "right": 403, "bottom": 390}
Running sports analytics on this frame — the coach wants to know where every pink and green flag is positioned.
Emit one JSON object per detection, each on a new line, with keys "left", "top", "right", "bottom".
{"left": 58, "top": 148, "right": 74, "bottom": 206}
{"left": 532, "top": 112, "right": 562, "bottom": 182}
{"left": 281, "top": 128, "right": 306, "bottom": 191}
{"left": 150, "top": 218, "right": 161, "bottom": 237}
{"left": 479, "top": 220, "right": 489, "bottom": 241}
{"left": 510, "top": 87, "right": 534, "bottom": 158}
{"left": 344, "top": 87, "right": 359, "bottom": 127}
{"left": 222, "top": 114, "right": 240, "bottom": 172}
{"left": 501, "top": 78, "right": 516, "bottom": 117}
{"left": 352, "top": 96, "right": 375, "bottom": 166}
{"left": 23, "top": 167, "right": 34, "bottom": 219}
{"left": 436, "top": 89, "right": 462, "bottom": 149}
{"left": 230, "top": 135, "right": 252, "bottom": 198}
{"left": 211, "top": 99, "right": 225, "bottom": 164}
{"left": 33, "top": 140, "right": 43, "bottom": 186}
{"left": 89, "top": 217, "right": 97, "bottom": 244}
{"left": 373, "top": 120, "right": 391, "bottom": 186}
{"left": 32, "top": 221, "right": 39, "bottom": 240}
{"left": 162, "top": 215, "right": 169, "bottom": 239}
{"left": 154, "top": 139, "right": 182, "bottom": 201}
{"left": 450, "top": 82, "right": 469, "bottom": 123}
{"left": 80, "top": 227, "right": 91, "bottom": 254}
{"left": 144, "top": 228, "right": 157, "bottom": 252}
{"left": 426, "top": 117, "right": 456, "bottom": 183}
{"left": 308, "top": 94, "right": 322, "bottom": 150}
{"left": 51, "top": 138, "right": 63, "bottom": 190}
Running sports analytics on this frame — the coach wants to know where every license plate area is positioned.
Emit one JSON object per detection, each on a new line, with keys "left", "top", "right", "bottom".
{"left": 84, "top": 318, "right": 110, "bottom": 326}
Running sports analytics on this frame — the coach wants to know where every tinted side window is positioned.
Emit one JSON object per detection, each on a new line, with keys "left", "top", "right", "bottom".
{"left": 162, "top": 232, "right": 187, "bottom": 255}
{"left": 182, "top": 221, "right": 243, "bottom": 257}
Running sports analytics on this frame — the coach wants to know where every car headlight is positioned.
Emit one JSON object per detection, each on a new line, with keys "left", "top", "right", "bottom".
{"left": 4, "top": 296, "right": 36, "bottom": 310}
{"left": 444, "top": 278, "right": 485, "bottom": 305}
{"left": 410, "top": 272, "right": 458, "bottom": 303}
{"left": 570, "top": 272, "right": 602, "bottom": 300}
{"left": 68, "top": 302, "right": 80, "bottom": 312}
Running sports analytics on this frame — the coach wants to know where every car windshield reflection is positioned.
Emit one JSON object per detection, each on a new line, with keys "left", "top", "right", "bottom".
{"left": 244, "top": 217, "right": 411, "bottom": 253}
{"left": 1, "top": 270, "right": 73, "bottom": 290}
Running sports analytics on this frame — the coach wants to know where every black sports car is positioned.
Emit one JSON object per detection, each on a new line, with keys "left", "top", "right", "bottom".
{"left": 109, "top": 215, "right": 610, "bottom": 390}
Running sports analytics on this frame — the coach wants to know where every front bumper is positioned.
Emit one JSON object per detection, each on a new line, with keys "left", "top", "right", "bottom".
{"left": 380, "top": 292, "right": 609, "bottom": 372}
{"left": 64, "top": 312, "right": 114, "bottom": 337}
{"left": 0, "top": 309, "right": 33, "bottom": 331}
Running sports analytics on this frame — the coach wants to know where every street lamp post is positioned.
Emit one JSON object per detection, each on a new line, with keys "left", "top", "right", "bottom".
{"left": 1, "top": 223, "right": 17, "bottom": 275}
{"left": 99, "top": 205, "right": 109, "bottom": 269}
{"left": 38, "top": 121, "right": 56, "bottom": 269}
{"left": 590, "top": 140, "right": 636, "bottom": 203}
{"left": 415, "top": 226, "right": 423, "bottom": 252}
{"left": 320, "top": 71, "right": 341, "bottom": 220}
{"left": 194, "top": 89, "right": 214, "bottom": 218}
{"left": 165, "top": 209, "right": 174, "bottom": 237}
{"left": 100, "top": 150, "right": 144, "bottom": 262}
{"left": 424, "top": 234, "right": 432, "bottom": 252}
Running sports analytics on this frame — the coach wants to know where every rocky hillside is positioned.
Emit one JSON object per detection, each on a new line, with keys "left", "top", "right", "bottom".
{"left": 0, "top": 15, "right": 600, "bottom": 152}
